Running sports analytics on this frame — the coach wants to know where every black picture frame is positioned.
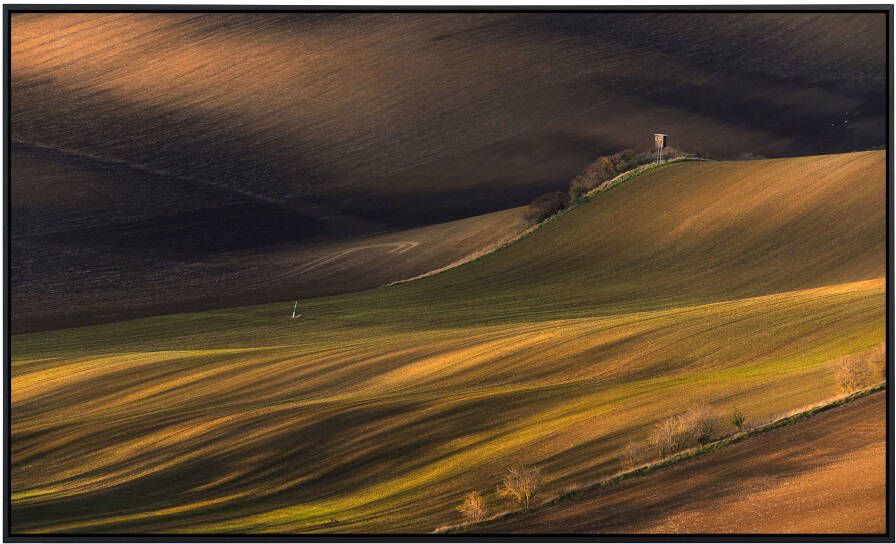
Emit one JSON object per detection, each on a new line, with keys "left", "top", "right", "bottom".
{"left": 3, "top": 5, "right": 893, "bottom": 542}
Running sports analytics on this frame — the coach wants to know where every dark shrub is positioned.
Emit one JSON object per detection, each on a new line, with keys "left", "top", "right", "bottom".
{"left": 567, "top": 149, "right": 655, "bottom": 201}
{"left": 569, "top": 178, "right": 591, "bottom": 201}
{"left": 566, "top": 147, "right": 693, "bottom": 202}
{"left": 525, "top": 191, "right": 569, "bottom": 224}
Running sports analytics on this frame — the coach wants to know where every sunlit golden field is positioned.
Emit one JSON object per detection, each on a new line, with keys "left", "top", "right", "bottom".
{"left": 10, "top": 151, "right": 885, "bottom": 533}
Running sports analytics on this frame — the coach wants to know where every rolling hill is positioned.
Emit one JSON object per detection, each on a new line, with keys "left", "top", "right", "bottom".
{"left": 10, "top": 12, "right": 887, "bottom": 329}
{"left": 11, "top": 141, "right": 530, "bottom": 332}
{"left": 12, "top": 12, "right": 886, "bottom": 216}
{"left": 10, "top": 151, "right": 886, "bottom": 534}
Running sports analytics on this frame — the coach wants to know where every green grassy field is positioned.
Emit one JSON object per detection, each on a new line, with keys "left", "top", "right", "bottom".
{"left": 11, "top": 151, "right": 885, "bottom": 533}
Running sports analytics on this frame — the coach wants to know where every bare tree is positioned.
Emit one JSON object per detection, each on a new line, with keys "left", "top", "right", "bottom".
{"left": 497, "top": 465, "right": 542, "bottom": 510}
{"left": 456, "top": 491, "right": 488, "bottom": 523}
{"left": 684, "top": 404, "right": 718, "bottom": 445}
{"left": 730, "top": 407, "right": 746, "bottom": 431}
{"left": 871, "top": 342, "right": 886, "bottom": 381}
{"left": 648, "top": 404, "right": 720, "bottom": 456}
{"left": 648, "top": 416, "right": 684, "bottom": 457}
{"left": 622, "top": 440, "right": 646, "bottom": 470}
{"left": 834, "top": 353, "right": 875, "bottom": 393}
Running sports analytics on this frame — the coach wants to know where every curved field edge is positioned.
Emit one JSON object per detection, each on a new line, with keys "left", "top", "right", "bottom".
{"left": 10, "top": 151, "right": 886, "bottom": 533}
{"left": 438, "top": 384, "right": 886, "bottom": 534}
{"left": 11, "top": 139, "right": 532, "bottom": 333}
{"left": 388, "top": 157, "right": 706, "bottom": 287}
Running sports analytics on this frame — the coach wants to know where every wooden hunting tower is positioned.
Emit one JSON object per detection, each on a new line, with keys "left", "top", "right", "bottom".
{"left": 654, "top": 133, "right": 669, "bottom": 164}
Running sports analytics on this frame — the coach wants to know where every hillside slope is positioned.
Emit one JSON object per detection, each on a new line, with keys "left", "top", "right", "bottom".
{"left": 10, "top": 152, "right": 886, "bottom": 534}
{"left": 477, "top": 392, "right": 886, "bottom": 534}
{"left": 314, "top": 151, "right": 885, "bottom": 326}
{"left": 12, "top": 13, "right": 885, "bottom": 221}
{"left": 11, "top": 145, "right": 529, "bottom": 332}
{"left": 12, "top": 12, "right": 886, "bottom": 330}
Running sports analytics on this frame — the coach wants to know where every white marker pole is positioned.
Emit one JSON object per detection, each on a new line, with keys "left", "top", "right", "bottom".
{"left": 292, "top": 300, "right": 298, "bottom": 319}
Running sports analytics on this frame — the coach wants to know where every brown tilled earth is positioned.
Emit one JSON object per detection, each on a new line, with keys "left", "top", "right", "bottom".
{"left": 480, "top": 392, "right": 887, "bottom": 534}
{"left": 11, "top": 12, "right": 887, "bottom": 330}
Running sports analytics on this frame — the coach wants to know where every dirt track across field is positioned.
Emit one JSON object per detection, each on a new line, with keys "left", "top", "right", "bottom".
{"left": 479, "top": 392, "right": 887, "bottom": 534}
{"left": 289, "top": 242, "right": 420, "bottom": 276}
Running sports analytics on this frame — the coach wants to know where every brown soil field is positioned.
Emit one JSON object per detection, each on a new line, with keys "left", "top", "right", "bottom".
{"left": 11, "top": 12, "right": 886, "bottom": 330}
{"left": 12, "top": 12, "right": 885, "bottom": 219}
{"left": 478, "top": 392, "right": 887, "bottom": 534}
{"left": 11, "top": 147, "right": 528, "bottom": 331}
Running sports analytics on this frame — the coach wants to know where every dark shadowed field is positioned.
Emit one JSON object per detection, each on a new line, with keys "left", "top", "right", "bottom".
{"left": 11, "top": 142, "right": 529, "bottom": 331}
{"left": 10, "top": 11, "right": 887, "bottom": 330}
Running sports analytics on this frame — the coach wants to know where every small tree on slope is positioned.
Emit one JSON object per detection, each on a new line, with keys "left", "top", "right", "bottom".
{"left": 497, "top": 465, "right": 542, "bottom": 510}
{"left": 457, "top": 491, "right": 488, "bottom": 523}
